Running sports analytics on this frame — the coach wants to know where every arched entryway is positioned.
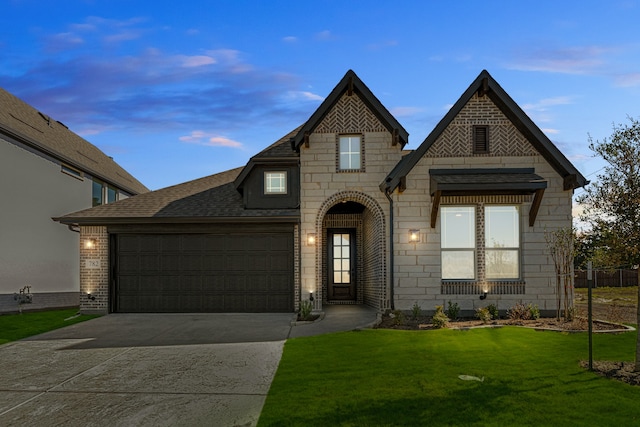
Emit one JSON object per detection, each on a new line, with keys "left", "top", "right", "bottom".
{"left": 315, "top": 191, "right": 387, "bottom": 310}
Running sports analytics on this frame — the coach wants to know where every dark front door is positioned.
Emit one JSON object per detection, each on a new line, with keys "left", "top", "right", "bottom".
{"left": 328, "top": 229, "right": 356, "bottom": 300}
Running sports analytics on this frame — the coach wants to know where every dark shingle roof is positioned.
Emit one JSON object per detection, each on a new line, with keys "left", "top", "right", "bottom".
{"left": 55, "top": 166, "right": 299, "bottom": 225}
{"left": 0, "top": 88, "right": 149, "bottom": 195}
{"left": 255, "top": 126, "right": 301, "bottom": 158}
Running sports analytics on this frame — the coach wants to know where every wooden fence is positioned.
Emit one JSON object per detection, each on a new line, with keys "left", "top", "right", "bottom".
{"left": 574, "top": 269, "right": 638, "bottom": 288}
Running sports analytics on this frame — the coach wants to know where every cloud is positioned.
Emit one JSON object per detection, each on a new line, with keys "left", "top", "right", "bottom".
{"left": 178, "top": 55, "right": 216, "bottom": 68}
{"left": 282, "top": 36, "right": 297, "bottom": 43}
{"left": 179, "top": 131, "right": 243, "bottom": 148}
{"left": 541, "top": 128, "right": 559, "bottom": 135}
{"left": 508, "top": 45, "right": 610, "bottom": 75}
{"left": 44, "top": 32, "right": 85, "bottom": 52}
{"left": 389, "top": 107, "right": 424, "bottom": 118}
{"left": 522, "top": 96, "right": 573, "bottom": 123}
{"left": 614, "top": 72, "right": 640, "bottom": 87}
{"left": 282, "top": 91, "right": 324, "bottom": 102}
{"left": 314, "top": 30, "right": 334, "bottom": 41}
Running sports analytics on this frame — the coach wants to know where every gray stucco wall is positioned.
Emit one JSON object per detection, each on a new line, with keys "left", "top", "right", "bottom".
{"left": 0, "top": 137, "right": 91, "bottom": 312}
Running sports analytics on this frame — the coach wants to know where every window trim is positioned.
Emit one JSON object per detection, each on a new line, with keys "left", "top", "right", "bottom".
{"left": 264, "top": 171, "right": 288, "bottom": 195}
{"left": 484, "top": 205, "right": 521, "bottom": 280}
{"left": 61, "top": 164, "right": 84, "bottom": 181}
{"left": 337, "top": 134, "right": 364, "bottom": 172}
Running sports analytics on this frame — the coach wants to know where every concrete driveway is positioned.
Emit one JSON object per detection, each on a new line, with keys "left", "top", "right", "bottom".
{"left": 0, "top": 307, "right": 378, "bottom": 427}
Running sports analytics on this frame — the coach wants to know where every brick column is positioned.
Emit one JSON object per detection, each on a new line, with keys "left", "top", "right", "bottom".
{"left": 79, "top": 226, "right": 109, "bottom": 314}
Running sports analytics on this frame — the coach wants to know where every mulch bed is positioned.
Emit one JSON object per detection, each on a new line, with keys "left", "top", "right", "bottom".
{"left": 580, "top": 361, "right": 640, "bottom": 386}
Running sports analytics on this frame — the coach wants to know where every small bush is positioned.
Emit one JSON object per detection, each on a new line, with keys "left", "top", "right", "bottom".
{"left": 445, "top": 301, "right": 460, "bottom": 320}
{"left": 507, "top": 301, "right": 539, "bottom": 321}
{"left": 487, "top": 303, "right": 499, "bottom": 320}
{"left": 411, "top": 302, "right": 422, "bottom": 320}
{"left": 475, "top": 307, "right": 491, "bottom": 324}
{"left": 432, "top": 305, "right": 449, "bottom": 329}
{"left": 299, "top": 300, "right": 313, "bottom": 320}
{"left": 391, "top": 310, "right": 405, "bottom": 326}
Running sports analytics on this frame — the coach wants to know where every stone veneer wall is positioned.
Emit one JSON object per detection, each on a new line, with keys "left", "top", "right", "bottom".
{"left": 391, "top": 93, "right": 573, "bottom": 316}
{"left": 79, "top": 226, "right": 109, "bottom": 314}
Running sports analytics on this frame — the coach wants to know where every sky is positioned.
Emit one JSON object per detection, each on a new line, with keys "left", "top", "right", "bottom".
{"left": 2, "top": 0, "right": 640, "bottom": 197}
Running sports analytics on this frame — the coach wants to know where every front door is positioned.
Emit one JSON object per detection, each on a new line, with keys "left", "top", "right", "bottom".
{"left": 328, "top": 229, "right": 356, "bottom": 300}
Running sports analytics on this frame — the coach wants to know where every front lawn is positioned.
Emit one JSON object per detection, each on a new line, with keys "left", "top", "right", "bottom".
{"left": 259, "top": 328, "right": 640, "bottom": 426}
{"left": 0, "top": 308, "right": 99, "bottom": 345}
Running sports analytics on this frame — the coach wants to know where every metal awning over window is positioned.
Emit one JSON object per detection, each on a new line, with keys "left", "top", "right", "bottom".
{"left": 429, "top": 168, "right": 547, "bottom": 228}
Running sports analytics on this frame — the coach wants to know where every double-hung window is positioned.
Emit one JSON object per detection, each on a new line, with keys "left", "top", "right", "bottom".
{"left": 441, "top": 206, "right": 476, "bottom": 279}
{"left": 485, "top": 206, "right": 520, "bottom": 279}
{"left": 338, "top": 135, "right": 362, "bottom": 171}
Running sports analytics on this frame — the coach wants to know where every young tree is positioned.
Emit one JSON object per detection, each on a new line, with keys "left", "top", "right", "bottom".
{"left": 577, "top": 117, "right": 640, "bottom": 371}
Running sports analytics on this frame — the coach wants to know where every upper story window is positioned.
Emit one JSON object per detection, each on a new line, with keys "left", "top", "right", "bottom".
{"left": 61, "top": 164, "right": 83, "bottom": 180}
{"left": 473, "top": 125, "right": 489, "bottom": 153}
{"left": 92, "top": 178, "right": 119, "bottom": 206}
{"left": 338, "top": 135, "right": 362, "bottom": 171}
{"left": 264, "top": 171, "right": 287, "bottom": 194}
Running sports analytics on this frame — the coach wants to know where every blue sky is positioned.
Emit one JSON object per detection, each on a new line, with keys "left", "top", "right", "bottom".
{"left": 2, "top": 0, "right": 639, "bottom": 194}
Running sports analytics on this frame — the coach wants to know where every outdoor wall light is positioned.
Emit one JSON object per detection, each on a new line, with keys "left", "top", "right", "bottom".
{"left": 87, "top": 293, "right": 96, "bottom": 301}
{"left": 409, "top": 229, "right": 420, "bottom": 243}
{"left": 307, "top": 233, "right": 316, "bottom": 245}
{"left": 309, "top": 291, "right": 314, "bottom": 302}
{"left": 479, "top": 290, "right": 488, "bottom": 300}
{"left": 85, "top": 238, "right": 97, "bottom": 249}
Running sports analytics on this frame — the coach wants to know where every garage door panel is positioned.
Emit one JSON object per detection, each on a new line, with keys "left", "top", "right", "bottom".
{"left": 115, "top": 232, "right": 293, "bottom": 313}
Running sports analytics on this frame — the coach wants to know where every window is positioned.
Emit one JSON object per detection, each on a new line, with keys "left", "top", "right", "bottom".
{"left": 92, "top": 179, "right": 104, "bottom": 207}
{"left": 441, "top": 206, "right": 476, "bottom": 279}
{"left": 92, "top": 178, "right": 119, "bottom": 206}
{"left": 338, "top": 135, "right": 361, "bottom": 170}
{"left": 485, "top": 206, "right": 520, "bottom": 279}
{"left": 61, "top": 164, "right": 83, "bottom": 180}
{"left": 441, "top": 204, "right": 521, "bottom": 281}
{"left": 264, "top": 171, "right": 287, "bottom": 194}
{"left": 473, "top": 125, "right": 489, "bottom": 153}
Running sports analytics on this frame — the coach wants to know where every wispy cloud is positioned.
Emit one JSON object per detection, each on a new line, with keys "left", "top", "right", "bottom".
{"left": 390, "top": 106, "right": 423, "bottom": 118}
{"left": 614, "top": 72, "right": 640, "bottom": 87}
{"left": 282, "top": 36, "right": 297, "bottom": 43}
{"left": 314, "top": 30, "right": 334, "bottom": 41}
{"left": 180, "top": 131, "right": 244, "bottom": 148}
{"left": 508, "top": 45, "right": 611, "bottom": 75}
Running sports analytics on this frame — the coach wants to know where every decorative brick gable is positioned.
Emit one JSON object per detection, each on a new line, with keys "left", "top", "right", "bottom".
{"left": 427, "top": 93, "right": 537, "bottom": 157}
{"left": 315, "top": 93, "right": 386, "bottom": 134}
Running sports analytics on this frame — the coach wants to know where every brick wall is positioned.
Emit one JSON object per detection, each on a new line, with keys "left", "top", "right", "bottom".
{"left": 392, "top": 93, "right": 572, "bottom": 317}
{"left": 299, "top": 92, "right": 401, "bottom": 311}
{"left": 79, "top": 226, "right": 109, "bottom": 314}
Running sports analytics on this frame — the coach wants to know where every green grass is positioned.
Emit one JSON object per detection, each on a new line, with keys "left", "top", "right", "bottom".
{"left": 259, "top": 328, "right": 640, "bottom": 426}
{"left": 0, "top": 308, "right": 99, "bottom": 345}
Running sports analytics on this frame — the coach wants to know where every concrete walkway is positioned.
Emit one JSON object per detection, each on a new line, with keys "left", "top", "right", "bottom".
{"left": 0, "top": 305, "right": 378, "bottom": 427}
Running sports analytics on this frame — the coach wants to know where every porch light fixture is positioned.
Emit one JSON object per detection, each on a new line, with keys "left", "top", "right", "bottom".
{"left": 479, "top": 290, "right": 488, "bottom": 300}
{"left": 85, "top": 238, "right": 97, "bottom": 249}
{"left": 309, "top": 291, "right": 314, "bottom": 302}
{"left": 87, "top": 293, "right": 96, "bottom": 301}
{"left": 409, "top": 229, "right": 420, "bottom": 243}
{"left": 307, "top": 233, "right": 316, "bottom": 245}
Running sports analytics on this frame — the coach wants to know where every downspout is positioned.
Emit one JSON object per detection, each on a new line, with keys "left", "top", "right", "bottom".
{"left": 384, "top": 187, "right": 395, "bottom": 310}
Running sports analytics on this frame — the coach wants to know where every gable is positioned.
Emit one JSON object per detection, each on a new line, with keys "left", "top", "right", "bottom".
{"left": 314, "top": 92, "right": 387, "bottom": 134}
{"left": 426, "top": 93, "right": 537, "bottom": 158}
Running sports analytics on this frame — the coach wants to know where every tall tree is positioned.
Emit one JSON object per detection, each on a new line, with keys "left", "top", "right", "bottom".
{"left": 577, "top": 117, "right": 640, "bottom": 371}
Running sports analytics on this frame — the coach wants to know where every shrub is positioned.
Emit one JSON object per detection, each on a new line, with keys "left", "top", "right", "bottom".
{"left": 391, "top": 310, "right": 405, "bottom": 326}
{"left": 475, "top": 307, "right": 491, "bottom": 324}
{"left": 411, "top": 301, "right": 422, "bottom": 320}
{"left": 445, "top": 301, "right": 460, "bottom": 320}
{"left": 299, "top": 300, "right": 313, "bottom": 320}
{"left": 507, "top": 301, "right": 538, "bottom": 321}
{"left": 487, "top": 303, "right": 499, "bottom": 320}
{"left": 432, "top": 305, "right": 449, "bottom": 329}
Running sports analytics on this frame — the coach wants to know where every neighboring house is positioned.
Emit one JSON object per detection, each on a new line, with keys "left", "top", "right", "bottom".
{"left": 0, "top": 88, "right": 149, "bottom": 313}
{"left": 56, "top": 70, "right": 587, "bottom": 316}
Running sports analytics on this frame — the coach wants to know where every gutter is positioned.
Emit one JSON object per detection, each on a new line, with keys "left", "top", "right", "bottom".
{"left": 384, "top": 187, "right": 395, "bottom": 310}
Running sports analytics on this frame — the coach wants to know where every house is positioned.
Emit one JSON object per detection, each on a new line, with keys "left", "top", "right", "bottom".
{"left": 0, "top": 88, "right": 149, "bottom": 313}
{"left": 55, "top": 70, "right": 587, "bottom": 316}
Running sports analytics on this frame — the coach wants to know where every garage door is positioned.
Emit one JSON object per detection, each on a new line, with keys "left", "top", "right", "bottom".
{"left": 114, "top": 233, "right": 293, "bottom": 313}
